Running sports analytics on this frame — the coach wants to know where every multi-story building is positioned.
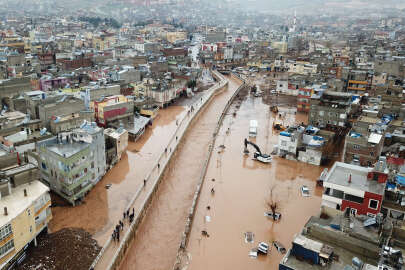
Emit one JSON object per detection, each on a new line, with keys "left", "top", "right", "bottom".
{"left": 92, "top": 95, "right": 134, "bottom": 127}
{"left": 308, "top": 91, "right": 353, "bottom": 128}
{"left": 104, "top": 127, "right": 128, "bottom": 166}
{"left": 322, "top": 162, "right": 386, "bottom": 217}
{"left": 0, "top": 157, "right": 52, "bottom": 269}
{"left": 37, "top": 122, "right": 106, "bottom": 205}
{"left": 297, "top": 88, "right": 312, "bottom": 113}
{"left": 343, "top": 115, "right": 385, "bottom": 167}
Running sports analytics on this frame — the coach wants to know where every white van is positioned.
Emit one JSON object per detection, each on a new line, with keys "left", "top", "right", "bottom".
{"left": 249, "top": 120, "right": 258, "bottom": 137}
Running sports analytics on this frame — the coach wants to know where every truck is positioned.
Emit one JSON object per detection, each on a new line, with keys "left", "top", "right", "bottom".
{"left": 249, "top": 120, "right": 258, "bottom": 137}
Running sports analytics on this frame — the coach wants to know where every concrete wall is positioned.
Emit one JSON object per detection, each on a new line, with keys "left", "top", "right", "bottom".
{"left": 307, "top": 224, "right": 379, "bottom": 259}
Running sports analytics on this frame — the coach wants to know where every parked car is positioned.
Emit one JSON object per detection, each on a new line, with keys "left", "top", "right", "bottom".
{"left": 258, "top": 242, "right": 269, "bottom": 254}
{"left": 301, "top": 186, "right": 310, "bottom": 197}
{"left": 273, "top": 241, "right": 286, "bottom": 254}
{"left": 270, "top": 90, "right": 277, "bottom": 95}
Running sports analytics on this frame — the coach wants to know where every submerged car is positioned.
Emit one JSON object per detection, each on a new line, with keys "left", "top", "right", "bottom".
{"left": 258, "top": 242, "right": 269, "bottom": 254}
{"left": 273, "top": 241, "right": 287, "bottom": 254}
{"left": 301, "top": 186, "right": 310, "bottom": 197}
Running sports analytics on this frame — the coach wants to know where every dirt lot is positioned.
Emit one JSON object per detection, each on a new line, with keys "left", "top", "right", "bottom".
{"left": 16, "top": 228, "right": 101, "bottom": 270}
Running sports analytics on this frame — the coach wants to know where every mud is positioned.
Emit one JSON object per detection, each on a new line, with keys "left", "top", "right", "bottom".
{"left": 184, "top": 79, "right": 327, "bottom": 270}
{"left": 118, "top": 77, "right": 243, "bottom": 270}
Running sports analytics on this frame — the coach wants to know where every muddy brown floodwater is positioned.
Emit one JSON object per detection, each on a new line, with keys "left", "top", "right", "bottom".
{"left": 184, "top": 80, "right": 327, "bottom": 270}
{"left": 118, "top": 76, "right": 243, "bottom": 270}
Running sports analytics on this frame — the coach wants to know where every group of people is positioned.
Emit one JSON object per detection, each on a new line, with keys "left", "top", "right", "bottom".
{"left": 111, "top": 208, "right": 135, "bottom": 243}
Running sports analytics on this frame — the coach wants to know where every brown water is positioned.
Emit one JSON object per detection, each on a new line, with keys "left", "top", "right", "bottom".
{"left": 49, "top": 105, "right": 187, "bottom": 245}
{"left": 184, "top": 88, "right": 326, "bottom": 270}
{"left": 118, "top": 77, "right": 243, "bottom": 270}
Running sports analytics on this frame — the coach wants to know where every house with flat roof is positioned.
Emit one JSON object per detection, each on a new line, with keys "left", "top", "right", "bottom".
{"left": 322, "top": 162, "right": 386, "bottom": 217}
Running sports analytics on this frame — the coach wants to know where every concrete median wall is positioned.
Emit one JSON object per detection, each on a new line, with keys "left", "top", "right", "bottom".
{"left": 90, "top": 71, "right": 229, "bottom": 270}
{"left": 172, "top": 72, "right": 246, "bottom": 270}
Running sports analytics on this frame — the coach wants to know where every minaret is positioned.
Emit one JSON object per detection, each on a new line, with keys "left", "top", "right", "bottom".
{"left": 292, "top": 10, "right": 297, "bottom": 32}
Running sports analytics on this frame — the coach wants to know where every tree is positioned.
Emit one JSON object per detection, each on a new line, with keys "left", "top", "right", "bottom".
{"left": 266, "top": 184, "right": 281, "bottom": 221}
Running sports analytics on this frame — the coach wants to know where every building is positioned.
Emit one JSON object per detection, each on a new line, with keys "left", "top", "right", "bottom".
{"left": 0, "top": 156, "right": 52, "bottom": 269}
{"left": 278, "top": 127, "right": 303, "bottom": 157}
{"left": 297, "top": 88, "right": 312, "bottom": 113}
{"left": 92, "top": 95, "right": 134, "bottom": 127}
{"left": 49, "top": 111, "right": 94, "bottom": 134}
{"left": 322, "top": 162, "right": 386, "bottom": 217}
{"left": 104, "top": 127, "right": 128, "bottom": 166}
{"left": 37, "top": 123, "right": 106, "bottom": 205}
{"left": 343, "top": 115, "right": 385, "bottom": 167}
{"left": 308, "top": 91, "right": 353, "bottom": 129}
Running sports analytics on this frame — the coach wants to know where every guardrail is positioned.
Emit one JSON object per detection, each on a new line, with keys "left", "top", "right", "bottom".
{"left": 172, "top": 72, "right": 246, "bottom": 270}
{"left": 89, "top": 70, "right": 229, "bottom": 270}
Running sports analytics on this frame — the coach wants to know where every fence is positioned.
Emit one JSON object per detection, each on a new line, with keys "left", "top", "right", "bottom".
{"left": 172, "top": 72, "right": 246, "bottom": 270}
{"left": 90, "top": 71, "right": 229, "bottom": 270}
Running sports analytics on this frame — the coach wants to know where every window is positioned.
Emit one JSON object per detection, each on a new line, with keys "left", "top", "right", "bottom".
{"left": 367, "top": 213, "right": 376, "bottom": 218}
{"left": 281, "top": 141, "right": 287, "bottom": 146}
{"left": 369, "top": 199, "right": 379, "bottom": 210}
{"left": 370, "top": 152, "right": 374, "bottom": 157}
{"left": 0, "top": 224, "right": 12, "bottom": 241}
{"left": 0, "top": 240, "right": 14, "bottom": 257}
{"left": 353, "top": 145, "right": 360, "bottom": 150}
{"left": 319, "top": 111, "right": 324, "bottom": 116}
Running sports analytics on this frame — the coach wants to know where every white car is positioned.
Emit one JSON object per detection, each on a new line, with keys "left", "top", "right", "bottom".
{"left": 258, "top": 242, "right": 269, "bottom": 254}
{"left": 301, "top": 186, "right": 310, "bottom": 197}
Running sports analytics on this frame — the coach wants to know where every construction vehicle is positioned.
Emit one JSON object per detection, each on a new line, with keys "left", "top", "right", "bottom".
{"left": 273, "top": 121, "right": 286, "bottom": 131}
{"left": 244, "top": 138, "right": 272, "bottom": 163}
{"left": 271, "top": 106, "right": 279, "bottom": 113}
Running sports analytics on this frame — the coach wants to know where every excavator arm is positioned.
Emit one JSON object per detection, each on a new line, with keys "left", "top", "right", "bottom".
{"left": 244, "top": 138, "right": 262, "bottom": 155}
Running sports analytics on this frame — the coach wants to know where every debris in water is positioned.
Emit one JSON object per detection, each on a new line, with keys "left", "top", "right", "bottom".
{"left": 201, "top": 230, "right": 210, "bottom": 237}
{"left": 264, "top": 212, "right": 282, "bottom": 221}
{"left": 244, "top": 232, "right": 254, "bottom": 243}
{"left": 219, "top": 144, "right": 226, "bottom": 149}
{"left": 211, "top": 188, "right": 215, "bottom": 195}
{"left": 105, "top": 184, "right": 112, "bottom": 189}
{"left": 205, "top": 216, "right": 211, "bottom": 222}
{"left": 206, "top": 206, "right": 211, "bottom": 210}
{"left": 211, "top": 178, "right": 215, "bottom": 182}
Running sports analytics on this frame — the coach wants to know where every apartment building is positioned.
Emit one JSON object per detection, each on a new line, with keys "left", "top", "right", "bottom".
{"left": 343, "top": 115, "right": 385, "bottom": 167}
{"left": 37, "top": 122, "right": 106, "bottom": 205}
{"left": 308, "top": 91, "right": 353, "bottom": 128}
{"left": 0, "top": 157, "right": 52, "bottom": 269}
{"left": 92, "top": 95, "right": 134, "bottom": 127}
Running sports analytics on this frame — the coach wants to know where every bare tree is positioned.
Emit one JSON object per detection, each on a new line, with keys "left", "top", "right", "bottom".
{"left": 266, "top": 184, "right": 281, "bottom": 221}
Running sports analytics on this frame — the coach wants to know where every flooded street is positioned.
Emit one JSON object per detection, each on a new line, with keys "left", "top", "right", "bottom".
{"left": 118, "top": 77, "right": 243, "bottom": 270}
{"left": 184, "top": 84, "right": 326, "bottom": 270}
{"left": 49, "top": 105, "right": 187, "bottom": 245}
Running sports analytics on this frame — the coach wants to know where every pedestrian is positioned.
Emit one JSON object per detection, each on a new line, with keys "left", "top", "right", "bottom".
{"left": 126, "top": 209, "right": 130, "bottom": 218}
{"left": 123, "top": 212, "right": 126, "bottom": 219}
{"left": 165, "top": 148, "right": 167, "bottom": 153}
{"left": 158, "top": 163, "right": 160, "bottom": 169}
{"left": 112, "top": 232, "right": 116, "bottom": 242}
{"left": 144, "top": 179, "right": 147, "bottom": 186}
{"left": 176, "top": 136, "right": 178, "bottom": 141}
{"left": 117, "top": 231, "right": 120, "bottom": 242}
{"left": 132, "top": 208, "right": 134, "bottom": 215}
{"left": 211, "top": 188, "right": 215, "bottom": 194}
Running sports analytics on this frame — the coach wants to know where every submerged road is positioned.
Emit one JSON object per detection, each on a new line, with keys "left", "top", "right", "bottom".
{"left": 118, "top": 76, "right": 243, "bottom": 270}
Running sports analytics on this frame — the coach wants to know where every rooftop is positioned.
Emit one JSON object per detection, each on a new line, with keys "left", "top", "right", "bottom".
{"left": 0, "top": 180, "right": 49, "bottom": 226}
{"left": 47, "top": 141, "right": 89, "bottom": 158}
{"left": 324, "top": 162, "right": 385, "bottom": 195}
